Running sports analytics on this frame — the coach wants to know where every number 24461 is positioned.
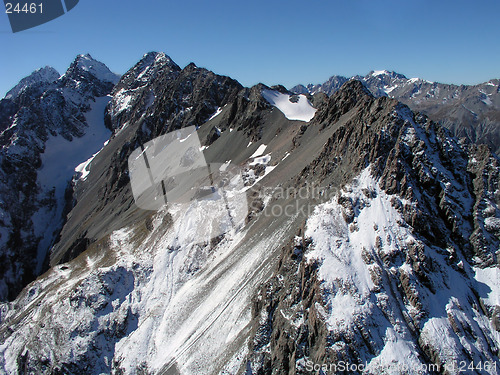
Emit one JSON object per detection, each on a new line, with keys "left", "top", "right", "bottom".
{"left": 5, "top": 3, "right": 43, "bottom": 14}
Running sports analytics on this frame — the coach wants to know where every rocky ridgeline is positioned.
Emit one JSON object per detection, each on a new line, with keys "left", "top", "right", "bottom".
{"left": 293, "top": 71, "right": 500, "bottom": 154}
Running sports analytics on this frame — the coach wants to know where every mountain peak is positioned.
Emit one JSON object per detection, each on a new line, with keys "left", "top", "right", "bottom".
{"left": 370, "top": 69, "right": 389, "bottom": 76}
{"left": 4, "top": 66, "right": 60, "bottom": 99}
{"left": 269, "top": 84, "right": 289, "bottom": 94}
{"left": 312, "top": 79, "right": 374, "bottom": 125}
{"left": 110, "top": 52, "right": 181, "bottom": 98}
{"left": 1, "top": 53, "right": 499, "bottom": 375}
{"left": 293, "top": 70, "right": 500, "bottom": 153}
{"left": 368, "top": 70, "right": 408, "bottom": 80}
{"left": 183, "top": 62, "right": 198, "bottom": 72}
{"left": 65, "top": 53, "right": 120, "bottom": 84}
{"left": 341, "top": 78, "right": 373, "bottom": 96}
{"left": 141, "top": 51, "right": 180, "bottom": 71}
{"left": 76, "top": 53, "right": 93, "bottom": 60}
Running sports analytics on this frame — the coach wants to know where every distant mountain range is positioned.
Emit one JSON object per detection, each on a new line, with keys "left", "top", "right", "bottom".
{"left": 293, "top": 70, "right": 500, "bottom": 154}
{"left": 0, "top": 54, "right": 498, "bottom": 374}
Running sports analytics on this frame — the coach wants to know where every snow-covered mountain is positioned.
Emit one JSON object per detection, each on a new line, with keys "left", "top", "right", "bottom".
{"left": 0, "top": 54, "right": 120, "bottom": 301}
{"left": 3, "top": 66, "right": 60, "bottom": 101}
{"left": 293, "top": 71, "right": 500, "bottom": 154}
{"left": 0, "top": 55, "right": 498, "bottom": 374}
{"left": 0, "top": 66, "right": 60, "bottom": 132}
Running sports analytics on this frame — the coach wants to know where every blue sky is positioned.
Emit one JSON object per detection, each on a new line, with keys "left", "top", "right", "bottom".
{"left": 1, "top": 0, "right": 499, "bottom": 97}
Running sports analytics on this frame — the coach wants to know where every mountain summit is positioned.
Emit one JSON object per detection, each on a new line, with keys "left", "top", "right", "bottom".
{"left": 4, "top": 66, "right": 60, "bottom": 100}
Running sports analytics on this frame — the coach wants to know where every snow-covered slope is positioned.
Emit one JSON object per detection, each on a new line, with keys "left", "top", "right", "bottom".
{"left": 33, "top": 96, "right": 112, "bottom": 273}
{"left": 305, "top": 168, "right": 499, "bottom": 373}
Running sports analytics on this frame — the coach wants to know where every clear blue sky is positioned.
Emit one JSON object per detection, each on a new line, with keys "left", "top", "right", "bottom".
{"left": 1, "top": 0, "right": 499, "bottom": 97}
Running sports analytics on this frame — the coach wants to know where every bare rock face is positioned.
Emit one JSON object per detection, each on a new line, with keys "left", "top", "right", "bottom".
{"left": 246, "top": 231, "right": 337, "bottom": 375}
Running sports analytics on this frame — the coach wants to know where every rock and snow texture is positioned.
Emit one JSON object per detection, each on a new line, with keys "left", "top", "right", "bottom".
{"left": 262, "top": 89, "right": 316, "bottom": 122}
{"left": 305, "top": 168, "right": 500, "bottom": 373}
{"left": 3, "top": 66, "right": 60, "bottom": 100}
{"left": 0, "top": 197, "right": 293, "bottom": 374}
{"left": 39, "top": 96, "right": 112, "bottom": 189}
{"left": 245, "top": 82, "right": 500, "bottom": 374}
{"left": 0, "top": 55, "right": 118, "bottom": 300}
{"left": 105, "top": 52, "right": 181, "bottom": 132}
{"left": 70, "top": 54, "right": 121, "bottom": 85}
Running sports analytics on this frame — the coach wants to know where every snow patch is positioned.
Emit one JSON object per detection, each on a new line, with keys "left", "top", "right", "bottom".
{"left": 474, "top": 267, "right": 500, "bottom": 307}
{"left": 261, "top": 89, "right": 316, "bottom": 122}
{"left": 384, "top": 85, "right": 397, "bottom": 95}
{"left": 365, "top": 328, "right": 423, "bottom": 373}
{"left": 305, "top": 168, "right": 403, "bottom": 329}
{"left": 114, "top": 89, "right": 133, "bottom": 113}
{"left": 208, "top": 106, "right": 225, "bottom": 121}
{"left": 250, "top": 144, "right": 267, "bottom": 158}
{"left": 250, "top": 153, "right": 271, "bottom": 166}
